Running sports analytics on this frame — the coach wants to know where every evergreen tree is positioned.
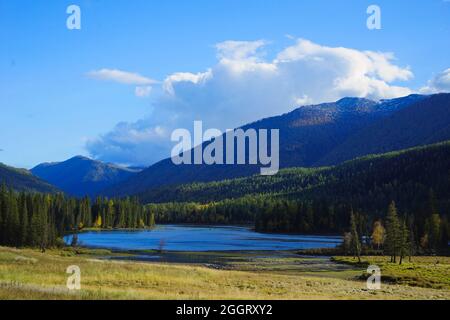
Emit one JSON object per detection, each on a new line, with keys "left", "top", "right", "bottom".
{"left": 350, "top": 210, "right": 361, "bottom": 263}
{"left": 385, "top": 201, "right": 401, "bottom": 263}
{"left": 0, "top": 187, "right": 153, "bottom": 248}
{"left": 407, "top": 217, "right": 417, "bottom": 262}
{"left": 428, "top": 213, "right": 441, "bottom": 253}
{"left": 7, "top": 190, "right": 20, "bottom": 246}
{"left": 399, "top": 220, "right": 409, "bottom": 265}
{"left": 19, "top": 195, "right": 28, "bottom": 246}
{"left": 440, "top": 216, "right": 449, "bottom": 253}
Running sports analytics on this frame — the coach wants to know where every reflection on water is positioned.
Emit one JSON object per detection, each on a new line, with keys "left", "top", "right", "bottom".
{"left": 64, "top": 224, "right": 342, "bottom": 252}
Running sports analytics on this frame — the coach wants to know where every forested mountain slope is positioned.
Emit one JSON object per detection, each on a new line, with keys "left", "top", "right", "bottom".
{"left": 106, "top": 94, "right": 430, "bottom": 197}
{"left": 318, "top": 93, "right": 450, "bottom": 165}
{"left": 146, "top": 141, "right": 450, "bottom": 243}
{"left": 0, "top": 163, "right": 59, "bottom": 193}
{"left": 141, "top": 141, "right": 450, "bottom": 207}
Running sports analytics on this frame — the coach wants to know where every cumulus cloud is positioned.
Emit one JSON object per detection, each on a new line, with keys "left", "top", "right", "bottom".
{"left": 87, "top": 121, "right": 169, "bottom": 166}
{"left": 163, "top": 71, "right": 212, "bottom": 96}
{"left": 86, "top": 38, "right": 415, "bottom": 166}
{"left": 420, "top": 68, "right": 450, "bottom": 93}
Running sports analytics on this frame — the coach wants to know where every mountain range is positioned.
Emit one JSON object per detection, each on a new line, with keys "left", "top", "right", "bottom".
{"left": 4, "top": 93, "right": 449, "bottom": 199}
{"left": 138, "top": 140, "right": 450, "bottom": 205}
{"left": 104, "top": 93, "right": 450, "bottom": 197}
{"left": 30, "top": 156, "right": 141, "bottom": 197}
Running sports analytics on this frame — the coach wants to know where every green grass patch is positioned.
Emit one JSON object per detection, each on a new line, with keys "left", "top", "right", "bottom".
{"left": 332, "top": 256, "right": 450, "bottom": 290}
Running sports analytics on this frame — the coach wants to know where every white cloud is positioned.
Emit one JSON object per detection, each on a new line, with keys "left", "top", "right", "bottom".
{"left": 87, "top": 68, "right": 157, "bottom": 85}
{"left": 87, "top": 38, "right": 415, "bottom": 166}
{"left": 275, "top": 39, "right": 413, "bottom": 99}
{"left": 163, "top": 71, "right": 212, "bottom": 96}
{"left": 215, "top": 40, "right": 268, "bottom": 60}
{"left": 87, "top": 121, "right": 169, "bottom": 166}
{"left": 294, "top": 95, "right": 313, "bottom": 106}
{"left": 88, "top": 69, "right": 158, "bottom": 98}
{"left": 420, "top": 68, "right": 450, "bottom": 93}
{"left": 135, "top": 86, "right": 152, "bottom": 97}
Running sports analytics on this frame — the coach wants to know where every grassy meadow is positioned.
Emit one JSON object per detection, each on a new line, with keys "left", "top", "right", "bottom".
{"left": 0, "top": 246, "right": 449, "bottom": 300}
{"left": 333, "top": 256, "right": 450, "bottom": 290}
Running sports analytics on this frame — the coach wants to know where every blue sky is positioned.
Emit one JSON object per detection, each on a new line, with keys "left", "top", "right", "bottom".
{"left": 1, "top": 0, "right": 449, "bottom": 168}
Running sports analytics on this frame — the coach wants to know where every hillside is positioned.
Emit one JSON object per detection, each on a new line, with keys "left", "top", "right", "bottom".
{"left": 31, "top": 156, "right": 141, "bottom": 198}
{"left": 105, "top": 94, "right": 428, "bottom": 197}
{"left": 145, "top": 141, "right": 450, "bottom": 240}
{"left": 0, "top": 163, "right": 59, "bottom": 193}
{"left": 318, "top": 93, "right": 450, "bottom": 165}
{"left": 141, "top": 141, "right": 450, "bottom": 205}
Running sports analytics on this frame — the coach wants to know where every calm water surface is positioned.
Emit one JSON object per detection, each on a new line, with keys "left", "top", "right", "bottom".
{"left": 64, "top": 225, "right": 342, "bottom": 251}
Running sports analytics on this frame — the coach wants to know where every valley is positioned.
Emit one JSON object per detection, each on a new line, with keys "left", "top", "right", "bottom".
{"left": 2, "top": 0, "right": 450, "bottom": 306}
{"left": 1, "top": 93, "right": 449, "bottom": 301}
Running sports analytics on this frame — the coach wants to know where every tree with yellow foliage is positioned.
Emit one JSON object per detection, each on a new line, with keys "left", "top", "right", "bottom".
{"left": 372, "top": 220, "right": 386, "bottom": 250}
{"left": 94, "top": 215, "right": 102, "bottom": 228}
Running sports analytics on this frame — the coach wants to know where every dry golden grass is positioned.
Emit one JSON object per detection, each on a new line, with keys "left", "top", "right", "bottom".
{"left": 0, "top": 247, "right": 449, "bottom": 300}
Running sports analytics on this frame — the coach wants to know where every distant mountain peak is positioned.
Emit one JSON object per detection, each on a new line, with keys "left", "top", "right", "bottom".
{"left": 70, "top": 155, "right": 91, "bottom": 161}
{"left": 336, "top": 97, "right": 375, "bottom": 106}
{"left": 31, "top": 156, "right": 141, "bottom": 197}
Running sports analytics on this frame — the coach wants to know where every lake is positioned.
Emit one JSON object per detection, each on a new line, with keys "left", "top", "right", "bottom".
{"left": 64, "top": 225, "right": 342, "bottom": 251}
